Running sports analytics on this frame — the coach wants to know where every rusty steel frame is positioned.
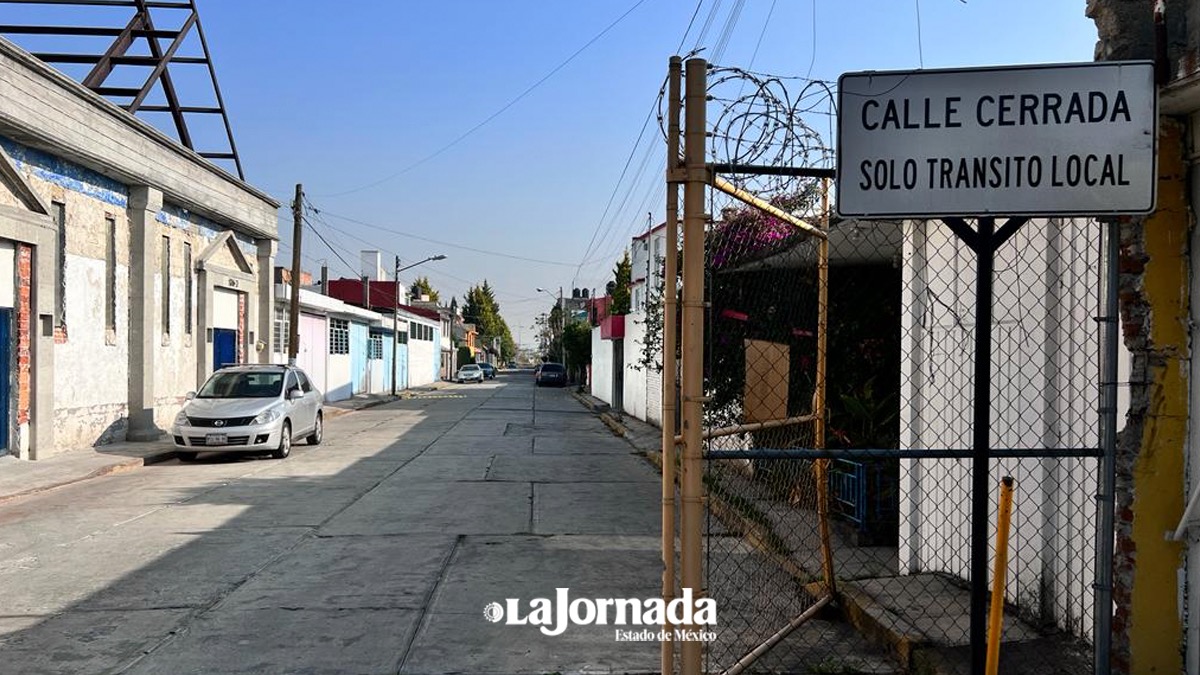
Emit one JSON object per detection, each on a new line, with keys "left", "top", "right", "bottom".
{"left": 0, "top": 0, "right": 245, "bottom": 178}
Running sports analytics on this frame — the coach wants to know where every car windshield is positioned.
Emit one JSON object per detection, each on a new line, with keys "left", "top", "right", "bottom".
{"left": 461, "top": 365, "right": 480, "bottom": 371}
{"left": 542, "top": 364, "right": 565, "bottom": 373}
{"left": 197, "top": 370, "right": 285, "bottom": 398}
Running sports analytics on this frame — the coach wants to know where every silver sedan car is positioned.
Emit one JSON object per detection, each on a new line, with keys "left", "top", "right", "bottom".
{"left": 456, "top": 363, "right": 484, "bottom": 383}
{"left": 171, "top": 364, "right": 324, "bottom": 461}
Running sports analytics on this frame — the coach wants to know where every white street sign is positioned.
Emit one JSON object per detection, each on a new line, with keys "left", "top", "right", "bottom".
{"left": 836, "top": 62, "right": 1157, "bottom": 218}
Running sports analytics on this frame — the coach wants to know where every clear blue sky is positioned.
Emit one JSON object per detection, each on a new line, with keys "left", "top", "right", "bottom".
{"left": 3, "top": 1, "right": 1101, "bottom": 345}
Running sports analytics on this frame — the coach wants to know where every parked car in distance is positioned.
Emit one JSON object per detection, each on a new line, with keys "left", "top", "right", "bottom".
{"left": 171, "top": 364, "right": 323, "bottom": 461}
{"left": 535, "top": 362, "right": 567, "bottom": 387}
{"left": 457, "top": 363, "right": 484, "bottom": 383}
{"left": 478, "top": 362, "right": 496, "bottom": 380}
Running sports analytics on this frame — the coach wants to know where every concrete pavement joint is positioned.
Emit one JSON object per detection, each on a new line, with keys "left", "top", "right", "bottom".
{"left": 112, "top": 397, "right": 489, "bottom": 673}
{"left": 528, "top": 483, "right": 536, "bottom": 533}
{"left": 394, "top": 534, "right": 464, "bottom": 674}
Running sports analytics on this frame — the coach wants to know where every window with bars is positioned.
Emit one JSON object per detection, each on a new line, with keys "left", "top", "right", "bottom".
{"left": 330, "top": 318, "right": 350, "bottom": 354}
{"left": 183, "top": 242, "right": 193, "bottom": 335}
{"left": 274, "top": 309, "right": 289, "bottom": 354}
{"left": 52, "top": 202, "right": 66, "bottom": 331}
{"left": 161, "top": 236, "right": 170, "bottom": 336}
{"left": 105, "top": 216, "right": 116, "bottom": 334}
{"left": 368, "top": 335, "right": 384, "bottom": 360}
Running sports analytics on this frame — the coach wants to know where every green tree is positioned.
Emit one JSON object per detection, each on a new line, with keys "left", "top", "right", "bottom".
{"left": 462, "top": 280, "right": 517, "bottom": 361}
{"left": 456, "top": 345, "right": 474, "bottom": 366}
{"left": 411, "top": 276, "right": 439, "bottom": 303}
{"left": 563, "top": 319, "right": 592, "bottom": 383}
{"left": 635, "top": 255, "right": 665, "bottom": 373}
{"left": 544, "top": 303, "right": 564, "bottom": 362}
{"left": 610, "top": 250, "right": 632, "bottom": 315}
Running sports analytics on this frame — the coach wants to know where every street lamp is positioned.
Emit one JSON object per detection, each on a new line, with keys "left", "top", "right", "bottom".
{"left": 536, "top": 286, "right": 565, "bottom": 366}
{"left": 391, "top": 254, "right": 447, "bottom": 396}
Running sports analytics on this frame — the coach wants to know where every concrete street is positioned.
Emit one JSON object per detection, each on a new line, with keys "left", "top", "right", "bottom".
{"left": 0, "top": 373, "right": 662, "bottom": 674}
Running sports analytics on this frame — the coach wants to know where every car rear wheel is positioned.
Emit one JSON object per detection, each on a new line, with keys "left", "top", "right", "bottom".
{"left": 177, "top": 451, "right": 197, "bottom": 462}
{"left": 307, "top": 413, "right": 323, "bottom": 446}
{"left": 272, "top": 422, "right": 292, "bottom": 459}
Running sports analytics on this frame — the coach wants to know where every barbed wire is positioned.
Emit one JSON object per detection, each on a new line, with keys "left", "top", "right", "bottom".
{"left": 656, "top": 63, "right": 836, "bottom": 201}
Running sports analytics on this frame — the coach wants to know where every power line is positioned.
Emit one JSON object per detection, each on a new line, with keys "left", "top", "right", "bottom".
{"left": 804, "top": 0, "right": 818, "bottom": 81}
{"left": 914, "top": 0, "right": 925, "bottom": 68}
{"left": 301, "top": 212, "right": 358, "bottom": 276}
{"left": 306, "top": 203, "right": 577, "bottom": 268}
{"left": 317, "top": 0, "right": 651, "bottom": 198}
{"left": 570, "top": 88, "right": 660, "bottom": 288}
{"left": 579, "top": 129, "right": 661, "bottom": 278}
{"left": 747, "top": 0, "right": 777, "bottom": 73}
{"left": 693, "top": 0, "right": 725, "bottom": 52}
{"left": 301, "top": 199, "right": 549, "bottom": 305}
{"left": 711, "top": 0, "right": 747, "bottom": 64}
{"left": 676, "top": 0, "right": 707, "bottom": 53}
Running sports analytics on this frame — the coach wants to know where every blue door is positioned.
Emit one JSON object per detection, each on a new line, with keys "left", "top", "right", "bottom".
{"left": 0, "top": 308, "right": 10, "bottom": 454}
{"left": 213, "top": 328, "right": 237, "bottom": 370}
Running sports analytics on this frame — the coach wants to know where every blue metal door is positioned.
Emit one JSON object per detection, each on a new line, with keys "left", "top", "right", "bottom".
{"left": 213, "top": 328, "right": 237, "bottom": 370}
{"left": 0, "top": 308, "right": 10, "bottom": 454}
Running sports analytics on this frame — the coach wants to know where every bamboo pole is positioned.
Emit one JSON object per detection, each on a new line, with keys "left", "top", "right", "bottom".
{"left": 710, "top": 175, "right": 827, "bottom": 240}
{"left": 679, "top": 57, "right": 707, "bottom": 675}
{"left": 986, "top": 476, "right": 1016, "bottom": 675}
{"left": 674, "top": 413, "right": 819, "bottom": 445}
{"left": 661, "top": 54, "right": 682, "bottom": 675}
{"left": 814, "top": 178, "right": 836, "bottom": 595}
{"left": 720, "top": 594, "right": 834, "bottom": 675}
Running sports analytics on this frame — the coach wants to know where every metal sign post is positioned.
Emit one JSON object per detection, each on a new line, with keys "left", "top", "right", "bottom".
{"left": 835, "top": 61, "right": 1157, "bottom": 675}
{"left": 941, "top": 216, "right": 1027, "bottom": 673}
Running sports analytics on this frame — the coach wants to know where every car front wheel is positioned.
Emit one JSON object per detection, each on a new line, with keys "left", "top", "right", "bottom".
{"left": 307, "top": 413, "right": 323, "bottom": 446}
{"left": 272, "top": 422, "right": 292, "bottom": 459}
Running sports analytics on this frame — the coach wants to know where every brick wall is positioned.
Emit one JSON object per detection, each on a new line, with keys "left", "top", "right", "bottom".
{"left": 237, "top": 292, "right": 245, "bottom": 364}
{"left": 15, "top": 244, "right": 30, "bottom": 430}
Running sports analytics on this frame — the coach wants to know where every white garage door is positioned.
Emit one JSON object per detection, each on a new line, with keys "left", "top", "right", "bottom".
{"left": 212, "top": 288, "right": 239, "bottom": 330}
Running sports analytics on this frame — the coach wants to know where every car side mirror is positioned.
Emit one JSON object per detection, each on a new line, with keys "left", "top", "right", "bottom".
{"left": 287, "top": 388, "right": 303, "bottom": 401}
{"left": 185, "top": 391, "right": 196, "bottom": 400}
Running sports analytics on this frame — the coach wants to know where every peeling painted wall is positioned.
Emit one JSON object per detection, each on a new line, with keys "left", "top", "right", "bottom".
{"left": 0, "top": 137, "right": 133, "bottom": 452}
{"left": 899, "top": 217, "right": 1114, "bottom": 641}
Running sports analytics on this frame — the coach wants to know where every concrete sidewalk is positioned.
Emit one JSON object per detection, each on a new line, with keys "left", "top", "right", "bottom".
{"left": 0, "top": 389, "right": 414, "bottom": 505}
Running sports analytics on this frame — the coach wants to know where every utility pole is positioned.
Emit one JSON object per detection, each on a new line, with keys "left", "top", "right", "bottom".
{"left": 559, "top": 286, "right": 565, "bottom": 366}
{"left": 391, "top": 254, "right": 400, "bottom": 396}
{"left": 287, "top": 183, "right": 302, "bottom": 367}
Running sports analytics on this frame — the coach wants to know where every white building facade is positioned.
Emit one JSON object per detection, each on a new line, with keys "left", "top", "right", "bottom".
{"left": 0, "top": 37, "right": 278, "bottom": 459}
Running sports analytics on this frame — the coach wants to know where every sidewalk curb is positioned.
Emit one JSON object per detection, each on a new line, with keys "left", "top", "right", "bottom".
{"left": 570, "top": 391, "right": 629, "bottom": 437}
{"left": 0, "top": 395, "right": 407, "bottom": 506}
{"left": 0, "top": 448, "right": 177, "bottom": 506}
{"left": 325, "top": 395, "right": 402, "bottom": 418}
{"left": 572, "top": 389, "right": 820, "bottom": 584}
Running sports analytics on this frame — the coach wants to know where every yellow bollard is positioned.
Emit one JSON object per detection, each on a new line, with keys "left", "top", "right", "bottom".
{"left": 986, "top": 476, "right": 1016, "bottom": 675}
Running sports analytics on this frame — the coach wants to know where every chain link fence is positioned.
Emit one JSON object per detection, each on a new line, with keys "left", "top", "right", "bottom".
{"left": 656, "top": 59, "right": 1114, "bottom": 674}
{"left": 695, "top": 213, "right": 1108, "bottom": 674}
